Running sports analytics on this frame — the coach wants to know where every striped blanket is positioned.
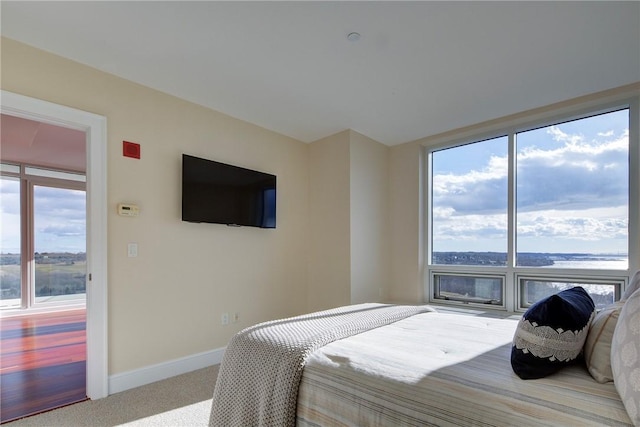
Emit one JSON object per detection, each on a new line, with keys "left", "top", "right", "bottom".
{"left": 209, "top": 303, "right": 435, "bottom": 427}
{"left": 297, "top": 311, "right": 632, "bottom": 426}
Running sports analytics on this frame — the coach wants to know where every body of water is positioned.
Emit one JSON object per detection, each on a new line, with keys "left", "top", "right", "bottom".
{"left": 551, "top": 258, "right": 628, "bottom": 270}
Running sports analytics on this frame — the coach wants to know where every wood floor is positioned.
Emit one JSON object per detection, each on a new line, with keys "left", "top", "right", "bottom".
{"left": 0, "top": 309, "right": 87, "bottom": 424}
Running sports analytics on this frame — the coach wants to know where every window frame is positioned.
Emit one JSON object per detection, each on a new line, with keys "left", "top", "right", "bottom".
{"left": 516, "top": 274, "right": 623, "bottom": 311}
{"left": 424, "top": 95, "right": 640, "bottom": 312}
{"left": 0, "top": 162, "right": 86, "bottom": 310}
{"left": 431, "top": 271, "right": 506, "bottom": 308}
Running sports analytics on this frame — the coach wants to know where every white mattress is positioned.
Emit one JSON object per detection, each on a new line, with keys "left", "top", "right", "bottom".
{"left": 296, "top": 311, "right": 631, "bottom": 426}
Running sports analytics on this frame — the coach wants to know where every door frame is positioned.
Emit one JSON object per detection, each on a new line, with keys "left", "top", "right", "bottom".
{"left": 1, "top": 90, "right": 109, "bottom": 399}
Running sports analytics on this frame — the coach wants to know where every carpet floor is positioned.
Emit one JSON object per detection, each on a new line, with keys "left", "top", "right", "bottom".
{"left": 3, "top": 365, "right": 219, "bottom": 426}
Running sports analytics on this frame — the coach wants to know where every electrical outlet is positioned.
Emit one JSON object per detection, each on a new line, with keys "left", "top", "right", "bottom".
{"left": 221, "top": 313, "right": 229, "bottom": 325}
{"left": 232, "top": 312, "right": 239, "bottom": 323}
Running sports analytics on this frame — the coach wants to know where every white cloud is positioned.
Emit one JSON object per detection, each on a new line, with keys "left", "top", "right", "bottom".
{"left": 517, "top": 207, "right": 628, "bottom": 241}
{"left": 434, "top": 213, "right": 507, "bottom": 240}
{"left": 1, "top": 183, "right": 86, "bottom": 253}
{"left": 547, "top": 125, "right": 583, "bottom": 146}
{"left": 516, "top": 130, "right": 628, "bottom": 212}
{"left": 42, "top": 224, "right": 86, "bottom": 237}
{"left": 432, "top": 122, "right": 629, "bottom": 253}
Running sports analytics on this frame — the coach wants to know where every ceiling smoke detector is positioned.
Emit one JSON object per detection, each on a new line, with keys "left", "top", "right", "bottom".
{"left": 347, "top": 32, "right": 361, "bottom": 42}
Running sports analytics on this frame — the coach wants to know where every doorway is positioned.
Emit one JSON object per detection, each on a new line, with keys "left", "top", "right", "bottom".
{"left": 1, "top": 118, "right": 88, "bottom": 311}
{"left": 1, "top": 116, "right": 88, "bottom": 421}
{"left": 0, "top": 91, "right": 108, "bottom": 406}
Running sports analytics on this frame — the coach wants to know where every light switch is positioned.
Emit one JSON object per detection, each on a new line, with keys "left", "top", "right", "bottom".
{"left": 128, "top": 243, "right": 138, "bottom": 258}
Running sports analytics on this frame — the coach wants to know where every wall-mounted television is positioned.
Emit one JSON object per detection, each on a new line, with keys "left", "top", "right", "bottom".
{"left": 182, "top": 154, "right": 276, "bottom": 228}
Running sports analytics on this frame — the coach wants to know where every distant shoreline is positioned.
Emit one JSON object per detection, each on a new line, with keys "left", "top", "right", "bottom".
{"left": 432, "top": 251, "right": 627, "bottom": 267}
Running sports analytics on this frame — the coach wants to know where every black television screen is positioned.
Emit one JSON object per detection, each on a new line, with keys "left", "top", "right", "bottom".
{"left": 182, "top": 154, "right": 276, "bottom": 228}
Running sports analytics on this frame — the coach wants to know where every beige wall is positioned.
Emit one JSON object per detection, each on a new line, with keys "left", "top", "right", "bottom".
{"left": 1, "top": 38, "right": 310, "bottom": 374}
{"left": 307, "top": 131, "right": 351, "bottom": 311}
{"left": 349, "top": 131, "right": 390, "bottom": 304}
{"left": 388, "top": 141, "right": 424, "bottom": 303}
{"left": 306, "top": 130, "right": 391, "bottom": 310}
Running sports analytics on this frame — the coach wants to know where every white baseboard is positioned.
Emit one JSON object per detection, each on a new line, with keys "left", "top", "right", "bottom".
{"left": 108, "top": 346, "right": 226, "bottom": 395}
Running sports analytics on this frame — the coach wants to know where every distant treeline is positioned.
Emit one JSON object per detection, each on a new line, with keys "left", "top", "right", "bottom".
{"left": 432, "top": 252, "right": 553, "bottom": 266}
{"left": 0, "top": 252, "right": 86, "bottom": 265}
{"left": 432, "top": 252, "right": 625, "bottom": 267}
{"left": 1, "top": 252, "right": 87, "bottom": 299}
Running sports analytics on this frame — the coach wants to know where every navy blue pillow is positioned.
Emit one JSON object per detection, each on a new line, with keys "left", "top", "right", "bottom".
{"left": 511, "top": 286, "right": 595, "bottom": 379}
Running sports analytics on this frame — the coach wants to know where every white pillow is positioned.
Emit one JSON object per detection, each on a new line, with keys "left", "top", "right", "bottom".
{"left": 622, "top": 270, "right": 640, "bottom": 301}
{"left": 611, "top": 287, "right": 640, "bottom": 426}
{"left": 584, "top": 301, "right": 625, "bottom": 383}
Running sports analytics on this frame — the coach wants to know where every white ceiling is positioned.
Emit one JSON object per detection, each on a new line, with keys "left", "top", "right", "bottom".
{"left": 1, "top": 1, "right": 639, "bottom": 146}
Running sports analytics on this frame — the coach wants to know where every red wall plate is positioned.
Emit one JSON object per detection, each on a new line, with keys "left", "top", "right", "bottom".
{"left": 123, "top": 141, "right": 141, "bottom": 159}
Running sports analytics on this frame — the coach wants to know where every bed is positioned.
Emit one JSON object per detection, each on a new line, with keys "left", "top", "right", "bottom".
{"left": 209, "top": 303, "right": 635, "bottom": 426}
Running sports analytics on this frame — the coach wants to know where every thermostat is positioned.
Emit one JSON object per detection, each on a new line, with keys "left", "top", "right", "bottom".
{"left": 118, "top": 203, "right": 140, "bottom": 217}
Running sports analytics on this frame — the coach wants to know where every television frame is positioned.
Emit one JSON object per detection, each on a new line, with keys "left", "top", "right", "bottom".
{"left": 181, "top": 154, "right": 276, "bottom": 228}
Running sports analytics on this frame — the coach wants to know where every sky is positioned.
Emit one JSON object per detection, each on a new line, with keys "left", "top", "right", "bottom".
{"left": 432, "top": 108, "right": 629, "bottom": 255}
{"left": 0, "top": 180, "right": 86, "bottom": 254}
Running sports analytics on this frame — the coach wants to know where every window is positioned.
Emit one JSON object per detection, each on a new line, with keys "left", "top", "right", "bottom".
{"left": 33, "top": 185, "right": 87, "bottom": 304}
{"left": 433, "top": 273, "right": 503, "bottom": 305}
{"left": 431, "top": 136, "right": 508, "bottom": 264}
{"left": 515, "top": 111, "right": 629, "bottom": 269}
{"left": 0, "top": 164, "right": 86, "bottom": 310}
{"left": 0, "top": 175, "right": 21, "bottom": 305}
{"left": 518, "top": 277, "right": 620, "bottom": 310}
{"left": 427, "top": 102, "right": 637, "bottom": 311}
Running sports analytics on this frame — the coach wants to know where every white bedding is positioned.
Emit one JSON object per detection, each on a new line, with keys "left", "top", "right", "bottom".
{"left": 297, "top": 311, "right": 632, "bottom": 426}
{"left": 209, "top": 303, "right": 434, "bottom": 426}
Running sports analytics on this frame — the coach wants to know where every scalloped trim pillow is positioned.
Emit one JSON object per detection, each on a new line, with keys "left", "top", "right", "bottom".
{"left": 511, "top": 286, "right": 595, "bottom": 380}
{"left": 584, "top": 300, "right": 625, "bottom": 383}
{"left": 611, "top": 287, "right": 640, "bottom": 426}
